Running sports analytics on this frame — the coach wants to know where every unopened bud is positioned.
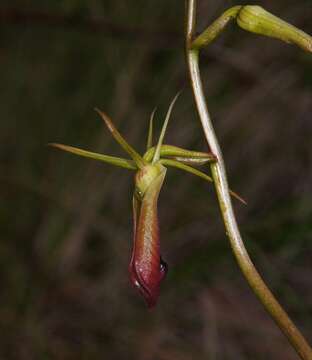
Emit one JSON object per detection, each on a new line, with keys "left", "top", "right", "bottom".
{"left": 237, "top": 6, "right": 312, "bottom": 52}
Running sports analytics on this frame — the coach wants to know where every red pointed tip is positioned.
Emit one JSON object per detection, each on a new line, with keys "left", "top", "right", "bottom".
{"left": 129, "top": 261, "right": 159, "bottom": 308}
{"left": 129, "top": 256, "right": 168, "bottom": 308}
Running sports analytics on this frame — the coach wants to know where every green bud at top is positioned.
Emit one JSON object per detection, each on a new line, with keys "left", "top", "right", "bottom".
{"left": 237, "top": 5, "right": 312, "bottom": 52}
{"left": 191, "top": 5, "right": 312, "bottom": 53}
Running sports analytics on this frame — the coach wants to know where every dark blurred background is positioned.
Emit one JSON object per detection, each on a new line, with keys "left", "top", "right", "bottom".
{"left": 0, "top": 1, "right": 311, "bottom": 359}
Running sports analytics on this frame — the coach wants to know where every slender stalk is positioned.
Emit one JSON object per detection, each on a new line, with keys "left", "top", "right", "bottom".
{"left": 191, "top": 6, "right": 242, "bottom": 50}
{"left": 185, "top": 1, "right": 312, "bottom": 359}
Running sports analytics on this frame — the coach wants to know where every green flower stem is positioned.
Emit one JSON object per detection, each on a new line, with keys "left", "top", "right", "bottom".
{"left": 191, "top": 5, "right": 242, "bottom": 50}
{"left": 185, "top": 1, "right": 312, "bottom": 359}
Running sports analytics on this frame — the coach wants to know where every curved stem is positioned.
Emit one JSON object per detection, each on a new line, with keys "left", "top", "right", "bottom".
{"left": 185, "top": 1, "right": 312, "bottom": 359}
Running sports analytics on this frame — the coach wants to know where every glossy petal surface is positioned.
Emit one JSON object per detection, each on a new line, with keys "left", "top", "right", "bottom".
{"left": 129, "top": 170, "right": 166, "bottom": 307}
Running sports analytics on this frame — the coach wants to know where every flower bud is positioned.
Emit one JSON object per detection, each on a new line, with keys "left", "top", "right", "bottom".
{"left": 237, "top": 6, "right": 312, "bottom": 52}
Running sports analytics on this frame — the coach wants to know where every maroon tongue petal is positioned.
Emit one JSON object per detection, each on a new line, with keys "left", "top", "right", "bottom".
{"left": 129, "top": 229, "right": 169, "bottom": 307}
{"left": 129, "top": 169, "right": 167, "bottom": 307}
{"left": 129, "top": 259, "right": 161, "bottom": 308}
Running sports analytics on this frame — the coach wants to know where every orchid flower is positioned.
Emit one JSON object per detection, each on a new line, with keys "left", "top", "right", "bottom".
{"left": 49, "top": 94, "right": 245, "bottom": 307}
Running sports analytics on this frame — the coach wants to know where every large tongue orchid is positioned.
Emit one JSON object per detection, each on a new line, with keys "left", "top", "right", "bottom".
{"left": 49, "top": 94, "right": 245, "bottom": 307}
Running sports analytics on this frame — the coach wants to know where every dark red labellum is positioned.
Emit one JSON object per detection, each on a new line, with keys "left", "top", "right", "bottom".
{"left": 129, "top": 171, "right": 167, "bottom": 307}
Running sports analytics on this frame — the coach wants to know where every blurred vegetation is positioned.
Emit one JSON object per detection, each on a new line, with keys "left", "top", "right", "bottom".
{"left": 0, "top": 0, "right": 311, "bottom": 359}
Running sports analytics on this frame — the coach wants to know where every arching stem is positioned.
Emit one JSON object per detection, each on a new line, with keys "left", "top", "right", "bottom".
{"left": 185, "top": 1, "right": 312, "bottom": 359}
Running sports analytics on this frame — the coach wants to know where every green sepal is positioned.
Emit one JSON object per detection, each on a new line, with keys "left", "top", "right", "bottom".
{"left": 146, "top": 108, "right": 156, "bottom": 151}
{"left": 48, "top": 143, "right": 137, "bottom": 170}
{"left": 95, "top": 108, "right": 147, "bottom": 169}
{"left": 152, "top": 92, "right": 180, "bottom": 164}
{"left": 144, "top": 144, "right": 216, "bottom": 165}
{"left": 160, "top": 158, "right": 246, "bottom": 205}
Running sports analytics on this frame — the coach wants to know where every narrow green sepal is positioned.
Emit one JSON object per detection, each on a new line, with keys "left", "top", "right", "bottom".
{"left": 144, "top": 144, "right": 216, "bottom": 165}
{"left": 152, "top": 92, "right": 181, "bottom": 164}
{"left": 48, "top": 143, "right": 137, "bottom": 170}
{"left": 95, "top": 108, "right": 147, "bottom": 169}
{"left": 168, "top": 156, "right": 216, "bottom": 166}
{"left": 146, "top": 108, "right": 156, "bottom": 151}
{"left": 160, "top": 158, "right": 247, "bottom": 205}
